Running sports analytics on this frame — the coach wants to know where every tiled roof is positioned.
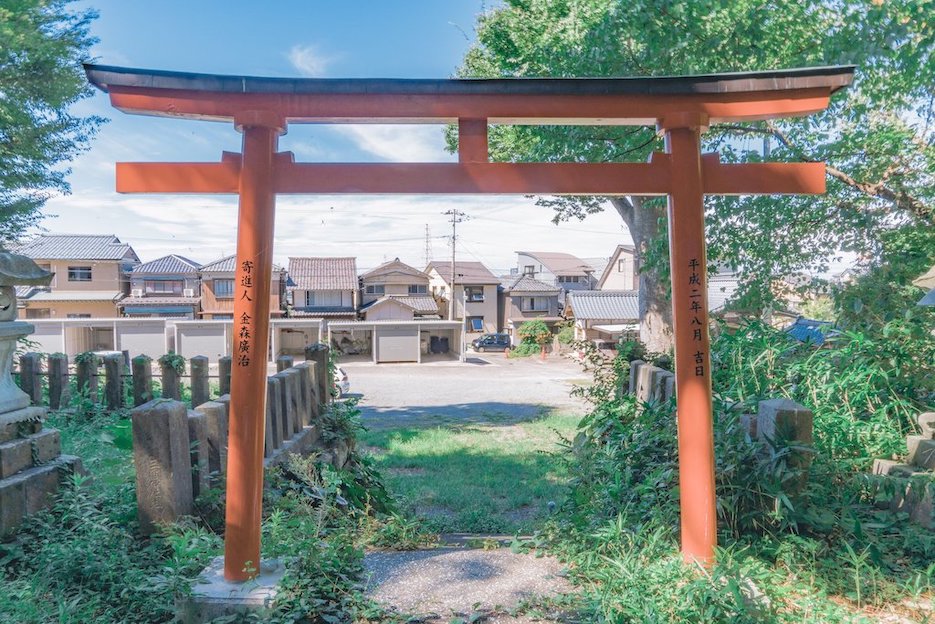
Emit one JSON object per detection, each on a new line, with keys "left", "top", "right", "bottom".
{"left": 360, "top": 258, "right": 429, "bottom": 281}
{"left": 132, "top": 254, "right": 200, "bottom": 274}
{"left": 14, "top": 286, "right": 36, "bottom": 299}
{"left": 517, "top": 251, "right": 594, "bottom": 277}
{"left": 200, "top": 254, "right": 283, "bottom": 274}
{"left": 503, "top": 275, "right": 561, "bottom": 294}
{"left": 119, "top": 296, "right": 200, "bottom": 306}
{"left": 291, "top": 309, "right": 356, "bottom": 317}
{"left": 385, "top": 295, "right": 439, "bottom": 313}
{"left": 426, "top": 261, "right": 499, "bottom": 285}
{"left": 566, "top": 290, "right": 640, "bottom": 321}
{"left": 14, "top": 234, "right": 138, "bottom": 261}
{"left": 288, "top": 257, "right": 357, "bottom": 290}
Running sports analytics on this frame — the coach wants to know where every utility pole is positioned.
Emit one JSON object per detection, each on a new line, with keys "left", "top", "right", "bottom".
{"left": 443, "top": 209, "right": 467, "bottom": 320}
{"left": 423, "top": 224, "right": 433, "bottom": 268}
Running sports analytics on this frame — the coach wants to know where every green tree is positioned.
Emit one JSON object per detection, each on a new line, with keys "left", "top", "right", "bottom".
{"left": 457, "top": 0, "right": 934, "bottom": 350}
{"left": 517, "top": 318, "right": 553, "bottom": 358}
{"left": 0, "top": 0, "right": 101, "bottom": 242}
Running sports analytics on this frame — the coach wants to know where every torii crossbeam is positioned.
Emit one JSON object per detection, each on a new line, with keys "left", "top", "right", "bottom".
{"left": 86, "top": 63, "right": 853, "bottom": 582}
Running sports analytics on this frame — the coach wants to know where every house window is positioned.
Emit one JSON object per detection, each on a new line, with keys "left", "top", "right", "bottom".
{"left": 67, "top": 266, "right": 92, "bottom": 282}
{"left": 618, "top": 258, "right": 630, "bottom": 272}
{"left": 214, "top": 279, "right": 234, "bottom": 298}
{"left": 212, "top": 314, "right": 233, "bottom": 320}
{"left": 67, "top": 314, "right": 91, "bottom": 319}
{"left": 408, "top": 284, "right": 427, "bottom": 295}
{"left": 523, "top": 265, "right": 535, "bottom": 276}
{"left": 25, "top": 309, "right": 50, "bottom": 319}
{"left": 558, "top": 276, "right": 581, "bottom": 284}
{"left": 467, "top": 317, "right": 484, "bottom": 331}
{"left": 364, "top": 284, "right": 385, "bottom": 295}
{"left": 464, "top": 286, "right": 484, "bottom": 302}
{"left": 306, "top": 291, "right": 344, "bottom": 307}
{"left": 144, "top": 280, "right": 183, "bottom": 295}
{"left": 522, "top": 297, "right": 548, "bottom": 312}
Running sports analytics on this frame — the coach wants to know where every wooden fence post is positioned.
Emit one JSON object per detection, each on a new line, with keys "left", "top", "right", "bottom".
{"left": 131, "top": 356, "right": 153, "bottom": 407}
{"left": 47, "top": 353, "right": 69, "bottom": 410}
{"left": 189, "top": 356, "right": 210, "bottom": 408}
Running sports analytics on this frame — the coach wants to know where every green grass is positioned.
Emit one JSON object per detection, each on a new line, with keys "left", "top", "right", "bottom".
{"left": 359, "top": 410, "right": 581, "bottom": 535}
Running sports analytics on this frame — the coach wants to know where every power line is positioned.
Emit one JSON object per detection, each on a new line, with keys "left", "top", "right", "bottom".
{"left": 443, "top": 208, "right": 469, "bottom": 320}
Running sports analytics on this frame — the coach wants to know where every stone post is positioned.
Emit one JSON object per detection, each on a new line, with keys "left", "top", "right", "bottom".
{"left": 276, "top": 355, "right": 293, "bottom": 372}
{"left": 47, "top": 354, "right": 69, "bottom": 410}
{"left": 189, "top": 356, "right": 210, "bottom": 408}
{"left": 628, "top": 360, "right": 645, "bottom": 395}
{"left": 131, "top": 399, "right": 193, "bottom": 535}
{"left": 283, "top": 369, "right": 302, "bottom": 436}
{"left": 103, "top": 353, "right": 124, "bottom": 411}
{"left": 218, "top": 356, "right": 232, "bottom": 397}
{"left": 187, "top": 409, "right": 210, "bottom": 498}
{"left": 75, "top": 354, "right": 99, "bottom": 402}
{"left": 307, "top": 360, "right": 322, "bottom": 422}
{"left": 757, "top": 398, "right": 814, "bottom": 492}
{"left": 131, "top": 356, "right": 153, "bottom": 407}
{"left": 304, "top": 344, "right": 330, "bottom": 405}
{"left": 18, "top": 353, "right": 43, "bottom": 406}
{"left": 160, "top": 359, "right": 181, "bottom": 401}
{"left": 195, "top": 401, "right": 228, "bottom": 478}
{"left": 294, "top": 362, "right": 314, "bottom": 426}
{"left": 265, "top": 377, "right": 281, "bottom": 456}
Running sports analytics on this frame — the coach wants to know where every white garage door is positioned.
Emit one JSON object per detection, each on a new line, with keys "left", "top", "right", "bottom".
{"left": 375, "top": 326, "right": 419, "bottom": 363}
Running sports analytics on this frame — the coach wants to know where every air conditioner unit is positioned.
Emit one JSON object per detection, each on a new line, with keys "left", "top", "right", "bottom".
{"left": 131, "top": 289, "right": 143, "bottom": 297}
{"left": 183, "top": 288, "right": 195, "bottom": 297}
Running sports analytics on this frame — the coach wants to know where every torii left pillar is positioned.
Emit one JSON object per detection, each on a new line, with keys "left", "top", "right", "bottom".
{"left": 224, "top": 111, "right": 283, "bottom": 582}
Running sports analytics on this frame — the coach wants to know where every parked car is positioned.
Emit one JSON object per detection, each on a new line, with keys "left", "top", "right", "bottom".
{"left": 333, "top": 366, "right": 350, "bottom": 398}
{"left": 471, "top": 333, "right": 512, "bottom": 352}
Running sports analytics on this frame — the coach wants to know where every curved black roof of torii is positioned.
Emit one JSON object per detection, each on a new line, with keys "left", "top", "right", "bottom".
{"left": 85, "top": 63, "right": 854, "bottom": 97}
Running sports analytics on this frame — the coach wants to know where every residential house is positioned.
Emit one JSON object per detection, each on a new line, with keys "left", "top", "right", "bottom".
{"left": 500, "top": 275, "right": 563, "bottom": 339}
{"left": 426, "top": 261, "right": 500, "bottom": 334}
{"left": 515, "top": 251, "right": 596, "bottom": 298}
{"left": 14, "top": 234, "right": 139, "bottom": 318}
{"left": 200, "top": 255, "right": 286, "bottom": 319}
{"left": 118, "top": 254, "right": 201, "bottom": 318}
{"left": 564, "top": 290, "right": 640, "bottom": 344}
{"left": 287, "top": 257, "right": 357, "bottom": 321}
{"left": 596, "top": 244, "right": 638, "bottom": 291}
{"left": 359, "top": 258, "right": 438, "bottom": 321}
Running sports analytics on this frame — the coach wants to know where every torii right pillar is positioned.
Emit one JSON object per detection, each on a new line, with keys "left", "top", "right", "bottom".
{"left": 662, "top": 112, "right": 717, "bottom": 565}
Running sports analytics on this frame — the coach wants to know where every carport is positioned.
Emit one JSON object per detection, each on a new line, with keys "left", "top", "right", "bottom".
{"left": 328, "top": 320, "right": 462, "bottom": 364}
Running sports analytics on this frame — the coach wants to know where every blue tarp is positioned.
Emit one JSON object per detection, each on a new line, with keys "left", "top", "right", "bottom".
{"left": 785, "top": 317, "right": 838, "bottom": 345}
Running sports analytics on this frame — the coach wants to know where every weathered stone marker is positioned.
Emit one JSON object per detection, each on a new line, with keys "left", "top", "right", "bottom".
{"left": 306, "top": 360, "right": 322, "bottom": 422}
{"left": 18, "top": 353, "right": 43, "bottom": 405}
{"left": 47, "top": 353, "right": 69, "bottom": 410}
{"left": 304, "top": 344, "right": 330, "bottom": 405}
{"left": 160, "top": 359, "right": 181, "bottom": 401}
{"left": 132, "top": 355, "right": 153, "bottom": 407}
{"left": 218, "top": 356, "right": 232, "bottom": 396}
{"left": 265, "top": 377, "right": 281, "bottom": 456}
{"left": 190, "top": 356, "right": 210, "bottom": 409}
{"left": 283, "top": 369, "right": 302, "bottom": 435}
{"left": 187, "top": 409, "right": 210, "bottom": 498}
{"left": 628, "top": 359, "right": 646, "bottom": 395}
{"left": 195, "top": 401, "right": 228, "bottom": 478}
{"left": 294, "top": 362, "right": 314, "bottom": 426}
{"left": 103, "top": 353, "right": 124, "bottom": 410}
{"left": 757, "top": 398, "right": 814, "bottom": 492}
{"left": 131, "top": 400, "right": 193, "bottom": 535}
{"left": 275, "top": 355, "right": 293, "bottom": 373}
{"left": 75, "top": 354, "right": 99, "bottom": 401}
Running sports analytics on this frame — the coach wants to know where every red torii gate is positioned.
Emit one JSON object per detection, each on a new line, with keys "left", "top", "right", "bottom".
{"left": 85, "top": 63, "right": 853, "bottom": 582}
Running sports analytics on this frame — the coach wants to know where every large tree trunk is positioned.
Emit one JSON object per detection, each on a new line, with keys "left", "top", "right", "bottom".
{"left": 611, "top": 196, "right": 673, "bottom": 353}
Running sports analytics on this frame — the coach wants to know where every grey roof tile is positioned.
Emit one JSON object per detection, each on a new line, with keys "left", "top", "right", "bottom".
{"left": 426, "top": 261, "right": 499, "bottom": 285}
{"left": 14, "top": 234, "right": 138, "bottom": 261}
{"left": 567, "top": 290, "right": 640, "bottom": 321}
{"left": 516, "top": 251, "right": 595, "bottom": 276}
{"left": 131, "top": 254, "right": 200, "bottom": 274}
{"left": 504, "top": 276, "right": 561, "bottom": 294}
{"left": 200, "top": 254, "right": 283, "bottom": 274}
{"left": 288, "top": 257, "right": 357, "bottom": 290}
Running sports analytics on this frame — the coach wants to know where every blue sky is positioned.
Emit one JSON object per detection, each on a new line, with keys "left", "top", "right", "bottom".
{"left": 40, "top": 0, "right": 633, "bottom": 274}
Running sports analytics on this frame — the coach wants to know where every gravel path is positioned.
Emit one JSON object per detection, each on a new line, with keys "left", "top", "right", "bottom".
{"left": 363, "top": 548, "right": 573, "bottom": 621}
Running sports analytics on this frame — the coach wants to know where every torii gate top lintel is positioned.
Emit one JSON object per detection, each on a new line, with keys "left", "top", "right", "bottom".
{"left": 85, "top": 62, "right": 852, "bottom": 582}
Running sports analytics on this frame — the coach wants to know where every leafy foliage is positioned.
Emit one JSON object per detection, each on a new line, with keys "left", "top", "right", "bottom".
{"left": 457, "top": 0, "right": 935, "bottom": 323}
{"left": 0, "top": 0, "right": 103, "bottom": 241}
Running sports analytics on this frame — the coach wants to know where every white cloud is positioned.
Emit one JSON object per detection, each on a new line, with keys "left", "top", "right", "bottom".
{"left": 334, "top": 125, "right": 455, "bottom": 162}
{"left": 286, "top": 44, "right": 331, "bottom": 77}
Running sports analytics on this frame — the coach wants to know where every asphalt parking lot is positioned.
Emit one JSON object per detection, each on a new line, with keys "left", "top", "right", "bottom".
{"left": 339, "top": 354, "right": 590, "bottom": 429}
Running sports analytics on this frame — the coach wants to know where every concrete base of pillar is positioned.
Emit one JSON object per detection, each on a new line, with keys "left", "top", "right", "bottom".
{"left": 177, "top": 556, "right": 286, "bottom": 623}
